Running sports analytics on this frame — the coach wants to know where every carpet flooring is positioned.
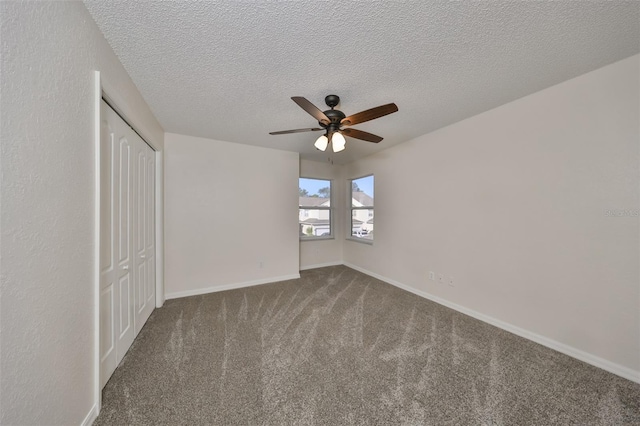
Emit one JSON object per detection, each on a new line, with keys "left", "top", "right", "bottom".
{"left": 95, "top": 265, "right": 640, "bottom": 425}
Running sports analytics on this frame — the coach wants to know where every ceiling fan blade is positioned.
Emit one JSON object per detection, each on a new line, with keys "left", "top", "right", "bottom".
{"left": 341, "top": 103, "right": 398, "bottom": 126}
{"left": 269, "top": 128, "right": 323, "bottom": 135}
{"left": 291, "top": 97, "right": 331, "bottom": 125}
{"left": 341, "top": 128, "right": 383, "bottom": 143}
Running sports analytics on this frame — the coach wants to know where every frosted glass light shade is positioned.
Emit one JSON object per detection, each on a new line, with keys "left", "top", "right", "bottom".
{"left": 332, "top": 132, "right": 346, "bottom": 152}
{"left": 314, "top": 135, "right": 328, "bottom": 151}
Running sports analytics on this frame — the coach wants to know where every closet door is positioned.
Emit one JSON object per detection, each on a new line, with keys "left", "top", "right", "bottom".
{"left": 100, "top": 100, "right": 156, "bottom": 388}
{"left": 99, "top": 100, "right": 135, "bottom": 388}
{"left": 133, "top": 139, "right": 155, "bottom": 335}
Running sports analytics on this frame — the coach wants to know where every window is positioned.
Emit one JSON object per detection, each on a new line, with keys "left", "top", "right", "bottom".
{"left": 349, "top": 175, "right": 374, "bottom": 241}
{"left": 299, "top": 178, "right": 332, "bottom": 239}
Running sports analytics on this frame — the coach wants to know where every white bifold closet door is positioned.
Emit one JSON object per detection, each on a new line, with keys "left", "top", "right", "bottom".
{"left": 100, "top": 100, "right": 155, "bottom": 388}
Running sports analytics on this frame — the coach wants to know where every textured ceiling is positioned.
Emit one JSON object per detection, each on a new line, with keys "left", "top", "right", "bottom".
{"left": 84, "top": 1, "right": 639, "bottom": 165}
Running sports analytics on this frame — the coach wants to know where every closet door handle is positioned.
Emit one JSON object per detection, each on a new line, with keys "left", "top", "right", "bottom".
{"left": 140, "top": 254, "right": 146, "bottom": 259}
{"left": 123, "top": 265, "right": 129, "bottom": 271}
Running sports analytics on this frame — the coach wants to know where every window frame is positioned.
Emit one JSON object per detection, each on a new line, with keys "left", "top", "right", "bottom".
{"left": 299, "top": 177, "right": 334, "bottom": 241}
{"left": 348, "top": 174, "right": 374, "bottom": 244}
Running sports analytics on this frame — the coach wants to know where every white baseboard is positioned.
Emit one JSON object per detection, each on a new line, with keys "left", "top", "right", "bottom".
{"left": 343, "top": 262, "right": 640, "bottom": 384}
{"left": 300, "top": 261, "right": 343, "bottom": 271}
{"left": 164, "top": 273, "right": 301, "bottom": 300}
{"left": 81, "top": 403, "right": 99, "bottom": 426}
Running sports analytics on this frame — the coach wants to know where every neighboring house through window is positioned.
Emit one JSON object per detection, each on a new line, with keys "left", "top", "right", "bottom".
{"left": 350, "top": 175, "right": 374, "bottom": 241}
{"left": 299, "top": 178, "right": 332, "bottom": 238}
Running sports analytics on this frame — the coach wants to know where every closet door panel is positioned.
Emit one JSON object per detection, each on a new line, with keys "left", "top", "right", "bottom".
{"left": 133, "top": 136, "right": 155, "bottom": 335}
{"left": 115, "top": 134, "right": 134, "bottom": 363}
{"left": 146, "top": 155, "right": 156, "bottom": 307}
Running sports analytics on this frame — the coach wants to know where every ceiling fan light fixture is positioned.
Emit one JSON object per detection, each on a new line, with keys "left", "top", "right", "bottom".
{"left": 332, "top": 132, "right": 346, "bottom": 152}
{"left": 314, "top": 135, "right": 328, "bottom": 151}
{"left": 270, "top": 95, "right": 397, "bottom": 153}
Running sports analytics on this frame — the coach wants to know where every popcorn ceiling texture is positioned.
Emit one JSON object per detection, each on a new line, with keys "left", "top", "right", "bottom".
{"left": 0, "top": 2, "right": 162, "bottom": 425}
{"left": 84, "top": 1, "right": 639, "bottom": 164}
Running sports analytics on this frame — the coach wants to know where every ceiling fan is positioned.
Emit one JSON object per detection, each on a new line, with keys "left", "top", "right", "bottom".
{"left": 269, "top": 95, "right": 398, "bottom": 152}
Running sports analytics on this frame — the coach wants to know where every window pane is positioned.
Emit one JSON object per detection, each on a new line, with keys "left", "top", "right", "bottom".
{"left": 351, "top": 209, "right": 373, "bottom": 240}
{"left": 299, "top": 178, "right": 331, "bottom": 203}
{"left": 299, "top": 178, "right": 331, "bottom": 239}
{"left": 351, "top": 175, "right": 374, "bottom": 207}
{"left": 300, "top": 209, "right": 331, "bottom": 237}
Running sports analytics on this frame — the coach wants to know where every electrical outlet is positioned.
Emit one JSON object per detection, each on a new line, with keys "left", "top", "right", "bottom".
{"left": 429, "top": 271, "right": 435, "bottom": 281}
{"left": 448, "top": 276, "right": 454, "bottom": 287}
{"left": 438, "top": 274, "right": 444, "bottom": 283}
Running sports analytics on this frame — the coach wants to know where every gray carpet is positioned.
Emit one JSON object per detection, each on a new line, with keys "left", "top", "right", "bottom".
{"left": 95, "top": 266, "right": 640, "bottom": 425}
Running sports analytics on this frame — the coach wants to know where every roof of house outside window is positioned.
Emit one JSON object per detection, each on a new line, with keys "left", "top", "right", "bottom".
{"left": 352, "top": 192, "right": 373, "bottom": 206}
{"left": 299, "top": 197, "right": 330, "bottom": 207}
{"left": 300, "top": 218, "right": 330, "bottom": 225}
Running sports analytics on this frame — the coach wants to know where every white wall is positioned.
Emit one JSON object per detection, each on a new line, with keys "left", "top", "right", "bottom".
{"left": 343, "top": 55, "right": 640, "bottom": 377}
{"left": 299, "top": 159, "right": 345, "bottom": 269}
{"left": 164, "top": 133, "right": 299, "bottom": 298}
{"left": 0, "top": 2, "right": 164, "bottom": 425}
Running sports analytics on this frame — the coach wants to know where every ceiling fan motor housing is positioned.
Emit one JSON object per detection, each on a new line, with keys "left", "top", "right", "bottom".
{"left": 321, "top": 109, "right": 346, "bottom": 132}
{"left": 321, "top": 94, "right": 345, "bottom": 131}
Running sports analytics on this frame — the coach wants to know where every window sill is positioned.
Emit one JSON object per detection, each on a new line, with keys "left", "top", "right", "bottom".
{"left": 300, "top": 236, "right": 335, "bottom": 242}
{"left": 346, "top": 237, "right": 373, "bottom": 245}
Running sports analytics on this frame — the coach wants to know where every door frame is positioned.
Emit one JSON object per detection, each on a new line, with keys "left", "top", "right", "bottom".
{"left": 93, "top": 71, "right": 165, "bottom": 416}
